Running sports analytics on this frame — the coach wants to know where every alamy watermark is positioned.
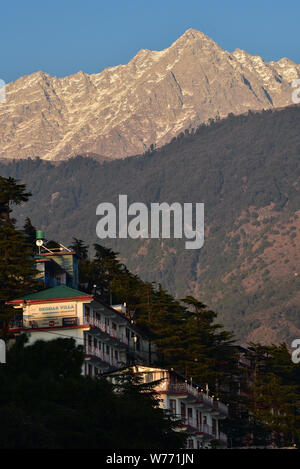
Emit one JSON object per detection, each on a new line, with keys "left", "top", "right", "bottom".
{"left": 96, "top": 195, "right": 204, "bottom": 250}
{"left": 291, "top": 339, "right": 300, "bottom": 364}
{"left": 0, "top": 339, "right": 6, "bottom": 364}
{"left": 0, "top": 79, "right": 6, "bottom": 104}
{"left": 291, "top": 79, "right": 300, "bottom": 104}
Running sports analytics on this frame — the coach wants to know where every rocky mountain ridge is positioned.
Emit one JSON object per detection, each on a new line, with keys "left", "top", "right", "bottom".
{"left": 1, "top": 29, "right": 300, "bottom": 161}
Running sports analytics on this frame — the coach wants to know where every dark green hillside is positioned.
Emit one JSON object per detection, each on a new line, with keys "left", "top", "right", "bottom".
{"left": 1, "top": 105, "right": 300, "bottom": 343}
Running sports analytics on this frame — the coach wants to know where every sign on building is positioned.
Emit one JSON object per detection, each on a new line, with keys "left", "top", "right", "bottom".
{"left": 23, "top": 302, "right": 78, "bottom": 329}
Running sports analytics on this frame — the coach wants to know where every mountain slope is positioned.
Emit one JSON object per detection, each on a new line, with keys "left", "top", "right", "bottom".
{"left": 1, "top": 105, "right": 300, "bottom": 344}
{"left": 1, "top": 29, "right": 300, "bottom": 161}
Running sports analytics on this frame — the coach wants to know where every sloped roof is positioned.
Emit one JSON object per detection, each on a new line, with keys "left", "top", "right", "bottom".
{"left": 9, "top": 285, "right": 92, "bottom": 303}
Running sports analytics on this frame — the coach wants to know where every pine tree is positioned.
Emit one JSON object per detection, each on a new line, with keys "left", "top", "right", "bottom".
{"left": 0, "top": 178, "right": 37, "bottom": 336}
{"left": 112, "top": 369, "right": 186, "bottom": 449}
{"left": 0, "top": 176, "right": 31, "bottom": 222}
{"left": 69, "top": 238, "right": 88, "bottom": 259}
{"left": 23, "top": 217, "right": 37, "bottom": 253}
{"left": 91, "top": 244, "right": 125, "bottom": 302}
{"left": 248, "top": 343, "right": 300, "bottom": 447}
{"left": 0, "top": 337, "right": 186, "bottom": 449}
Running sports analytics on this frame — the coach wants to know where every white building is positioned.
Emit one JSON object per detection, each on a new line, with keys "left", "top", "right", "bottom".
{"left": 8, "top": 285, "right": 152, "bottom": 376}
{"left": 7, "top": 233, "right": 228, "bottom": 448}
{"left": 107, "top": 365, "right": 228, "bottom": 449}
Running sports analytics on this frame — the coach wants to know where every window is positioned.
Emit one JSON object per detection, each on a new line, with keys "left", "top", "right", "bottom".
{"left": 85, "top": 306, "right": 90, "bottom": 321}
{"left": 196, "top": 410, "right": 201, "bottom": 427}
{"left": 188, "top": 440, "right": 194, "bottom": 449}
{"left": 93, "top": 338, "right": 97, "bottom": 348}
{"left": 169, "top": 399, "right": 177, "bottom": 415}
{"left": 145, "top": 372, "right": 153, "bottom": 383}
{"left": 188, "top": 408, "right": 193, "bottom": 421}
{"left": 114, "top": 350, "right": 118, "bottom": 360}
{"left": 181, "top": 402, "right": 186, "bottom": 419}
{"left": 135, "top": 335, "right": 141, "bottom": 351}
{"left": 106, "top": 345, "right": 110, "bottom": 355}
{"left": 203, "top": 415, "right": 207, "bottom": 425}
{"left": 212, "top": 418, "right": 217, "bottom": 436}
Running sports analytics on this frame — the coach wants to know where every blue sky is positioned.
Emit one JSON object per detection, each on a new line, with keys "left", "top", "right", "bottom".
{"left": 1, "top": 0, "right": 299, "bottom": 83}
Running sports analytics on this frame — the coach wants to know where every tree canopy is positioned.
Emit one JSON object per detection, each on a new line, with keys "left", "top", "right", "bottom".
{"left": 0, "top": 336, "right": 186, "bottom": 449}
{"left": 0, "top": 177, "right": 37, "bottom": 334}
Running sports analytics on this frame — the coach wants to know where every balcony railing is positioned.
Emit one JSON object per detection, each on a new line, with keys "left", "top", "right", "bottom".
{"left": 180, "top": 417, "right": 226, "bottom": 442}
{"left": 159, "top": 382, "right": 215, "bottom": 407}
{"left": 168, "top": 383, "right": 188, "bottom": 394}
{"left": 84, "top": 316, "right": 129, "bottom": 345}
{"left": 213, "top": 400, "right": 229, "bottom": 417}
{"left": 85, "top": 345, "right": 119, "bottom": 368}
{"left": 156, "top": 381, "right": 228, "bottom": 417}
{"left": 10, "top": 314, "right": 130, "bottom": 349}
{"left": 200, "top": 423, "right": 216, "bottom": 439}
{"left": 219, "top": 431, "right": 228, "bottom": 445}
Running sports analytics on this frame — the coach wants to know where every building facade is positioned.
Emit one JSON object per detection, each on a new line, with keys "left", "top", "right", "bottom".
{"left": 34, "top": 239, "right": 79, "bottom": 289}
{"left": 6, "top": 232, "right": 228, "bottom": 448}
{"left": 108, "top": 365, "right": 228, "bottom": 449}
{"left": 8, "top": 285, "right": 151, "bottom": 376}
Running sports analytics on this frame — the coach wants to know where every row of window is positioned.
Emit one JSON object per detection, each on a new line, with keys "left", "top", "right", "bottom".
{"left": 169, "top": 399, "right": 217, "bottom": 433}
{"left": 85, "top": 305, "right": 142, "bottom": 351}
{"left": 85, "top": 334, "right": 120, "bottom": 362}
{"left": 187, "top": 439, "right": 208, "bottom": 449}
{"left": 85, "top": 307, "right": 117, "bottom": 330}
{"left": 85, "top": 363, "right": 100, "bottom": 377}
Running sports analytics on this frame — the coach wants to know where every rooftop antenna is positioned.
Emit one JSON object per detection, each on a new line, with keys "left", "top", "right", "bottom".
{"left": 35, "top": 230, "right": 72, "bottom": 255}
{"left": 36, "top": 230, "right": 44, "bottom": 254}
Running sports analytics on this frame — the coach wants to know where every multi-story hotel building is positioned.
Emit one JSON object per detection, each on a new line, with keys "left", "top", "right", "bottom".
{"left": 108, "top": 365, "right": 228, "bottom": 449}
{"left": 7, "top": 233, "right": 228, "bottom": 448}
{"left": 8, "top": 235, "right": 152, "bottom": 375}
{"left": 8, "top": 285, "right": 152, "bottom": 376}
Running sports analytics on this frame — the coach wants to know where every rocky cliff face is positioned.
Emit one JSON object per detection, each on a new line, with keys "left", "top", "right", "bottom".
{"left": 1, "top": 29, "right": 300, "bottom": 161}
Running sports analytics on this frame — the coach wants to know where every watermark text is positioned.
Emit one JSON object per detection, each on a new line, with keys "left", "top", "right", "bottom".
{"left": 96, "top": 195, "right": 204, "bottom": 250}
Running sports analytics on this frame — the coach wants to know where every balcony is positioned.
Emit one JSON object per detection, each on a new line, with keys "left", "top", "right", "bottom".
{"left": 219, "top": 431, "right": 228, "bottom": 446}
{"left": 199, "top": 423, "right": 216, "bottom": 440}
{"left": 212, "top": 400, "right": 229, "bottom": 417}
{"left": 84, "top": 315, "right": 129, "bottom": 346}
{"left": 168, "top": 383, "right": 188, "bottom": 394}
{"left": 85, "top": 345, "right": 119, "bottom": 368}
{"left": 180, "top": 417, "right": 226, "bottom": 443}
{"left": 158, "top": 381, "right": 215, "bottom": 409}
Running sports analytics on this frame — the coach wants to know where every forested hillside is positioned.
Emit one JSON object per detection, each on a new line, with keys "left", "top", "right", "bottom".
{"left": 1, "top": 105, "right": 300, "bottom": 343}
